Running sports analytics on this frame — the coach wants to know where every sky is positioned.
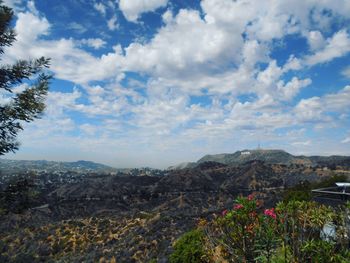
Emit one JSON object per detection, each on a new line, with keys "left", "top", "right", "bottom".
{"left": 1, "top": 0, "right": 350, "bottom": 168}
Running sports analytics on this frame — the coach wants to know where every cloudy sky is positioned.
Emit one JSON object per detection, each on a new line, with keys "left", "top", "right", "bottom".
{"left": 2, "top": 0, "right": 350, "bottom": 168}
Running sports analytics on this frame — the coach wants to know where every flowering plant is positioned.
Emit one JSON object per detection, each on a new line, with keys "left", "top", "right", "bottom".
{"left": 264, "top": 208, "right": 276, "bottom": 219}
{"left": 205, "top": 197, "right": 348, "bottom": 263}
{"left": 172, "top": 195, "right": 350, "bottom": 262}
{"left": 233, "top": 204, "right": 243, "bottom": 210}
{"left": 214, "top": 195, "right": 264, "bottom": 262}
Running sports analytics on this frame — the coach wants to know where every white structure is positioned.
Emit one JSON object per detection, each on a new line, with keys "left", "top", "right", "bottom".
{"left": 335, "top": 183, "right": 350, "bottom": 187}
{"left": 336, "top": 182, "right": 350, "bottom": 193}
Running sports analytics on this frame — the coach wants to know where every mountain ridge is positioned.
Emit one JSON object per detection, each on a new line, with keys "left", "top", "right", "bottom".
{"left": 170, "top": 149, "right": 350, "bottom": 169}
{"left": 0, "top": 159, "right": 117, "bottom": 174}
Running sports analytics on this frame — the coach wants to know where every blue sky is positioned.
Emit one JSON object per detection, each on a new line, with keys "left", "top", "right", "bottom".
{"left": 1, "top": 0, "right": 350, "bottom": 168}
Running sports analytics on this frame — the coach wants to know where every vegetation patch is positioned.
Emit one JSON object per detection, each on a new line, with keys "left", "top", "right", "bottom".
{"left": 170, "top": 195, "right": 350, "bottom": 263}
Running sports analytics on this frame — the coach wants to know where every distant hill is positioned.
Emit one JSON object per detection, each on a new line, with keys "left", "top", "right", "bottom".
{"left": 198, "top": 149, "right": 303, "bottom": 165}
{"left": 171, "top": 149, "right": 350, "bottom": 169}
{"left": 0, "top": 159, "right": 117, "bottom": 174}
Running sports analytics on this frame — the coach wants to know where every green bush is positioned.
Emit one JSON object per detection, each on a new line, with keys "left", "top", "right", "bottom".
{"left": 283, "top": 182, "right": 312, "bottom": 202}
{"left": 169, "top": 229, "right": 208, "bottom": 263}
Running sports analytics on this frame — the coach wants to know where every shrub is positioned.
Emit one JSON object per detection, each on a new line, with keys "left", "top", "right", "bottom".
{"left": 191, "top": 196, "right": 350, "bottom": 262}
{"left": 169, "top": 229, "right": 208, "bottom": 263}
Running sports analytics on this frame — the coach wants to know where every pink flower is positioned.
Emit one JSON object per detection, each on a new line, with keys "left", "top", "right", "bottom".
{"left": 222, "top": 209, "right": 228, "bottom": 216}
{"left": 234, "top": 204, "right": 244, "bottom": 210}
{"left": 247, "top": 194, "right": 254, "bottom": 201}
{"left": 264, "top": 208, "right": 276, "bottom": 219}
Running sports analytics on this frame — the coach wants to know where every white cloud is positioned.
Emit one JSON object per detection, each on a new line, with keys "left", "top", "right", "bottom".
{"left": 119, "top": 0, "right": 168, "bottom": 22}
{"left": 3, "top": 10, "right": 124, "bottom": 85}
{"left": 242, "top": 40, "right": 269, "bottom": 67}
{"left": 45, "top": 89, "right": 82, "bottom": 116}
{"left": 15, "top": 89, "right": 81, "bottom": 143}
{"left": 67, "top": 22, "right": 87, "bottom": 34}
{"left": 342, "top": 137, "right": 350, "bottom": 144}
{"left": 94, "top": 2, "right": 106, "bottom": 16}
{"left": 12, "top": 83, "right": 28, "bottom": 94}
{"left": 107, "top": 14, "right": 118, "bottom": 30}
{"left": 342, "top": 66, "right": 350, "bottom": 78}
{"left": 282, "top": 56, "right": 302, "bottom": 72}
{"left": 78, "top": 38, "right": 106, "bottom": 49}
{"left": 14, "top": 11, "right": 50, "bottom": 42}
{"left": 80, "top": 123, "right": 98, "bottom": 136}
{"left": 26, "top": 0, "right": 38, "bottom": 16}
{"left": 321, "top": 86, "right": 350, "bottom": 113}
{"left": 162, "top": 9, "right": 173, "bottom": 24}
{"left": 0, "top": 83, "right": 29, "bottom": 106}
{"left": 122, "top": 1, "right": 350, "bottom": 100}
{"left": 306, "top": 30, "right": 326, "bottom": 51}
{"left": 256, "top": 60, "right": 283, "bottom": 92}
{"left": 0, "top": 93, "right": 11, "bottom": 106}
{"left": 277, "top": 77, "right": 312, "bottom": 101}
{"left": 294, "top": 86, "right": 350, "bottom": 122}
{"left": 94, "top": 1, "right": 119, "bottom": 31}
{"left": 124, "top": 9, "right": 242, "bottom": 79}
{"left": 305, "top": 30, "right": 350, "bottom": 66}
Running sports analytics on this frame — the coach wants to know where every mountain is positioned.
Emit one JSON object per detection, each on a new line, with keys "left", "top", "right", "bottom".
{"left": 0, "top": 159, "right": 117, "bottom": 174}
{"left": 171, "top": 149, "right": 350, "bottom": 169}
{"left": 308, "top": 155, "right": 350, "bottom": 167}
{"left": 198, "top": 149, "right": 306, "bottom": 165}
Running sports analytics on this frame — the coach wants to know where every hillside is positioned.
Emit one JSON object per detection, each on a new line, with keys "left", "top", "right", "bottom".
{"left": 1, "top": 156, "right": 350, "bottom": 262}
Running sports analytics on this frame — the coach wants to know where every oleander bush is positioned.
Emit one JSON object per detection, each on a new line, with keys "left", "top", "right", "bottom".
{"left": 170, "top": 196, "right": 350, "bottom": 263}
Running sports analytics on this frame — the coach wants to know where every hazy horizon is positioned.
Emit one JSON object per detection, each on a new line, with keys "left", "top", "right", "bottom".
{"left": 4, "top": 147, "right": 350, "bottom": 169}
{"left": 2, "top": 0, "right": 350, "bottom": 168}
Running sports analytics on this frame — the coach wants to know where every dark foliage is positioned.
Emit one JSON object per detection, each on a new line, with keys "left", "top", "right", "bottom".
{"left": 0, "top": 176, "right": 37, "bottom": 214}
